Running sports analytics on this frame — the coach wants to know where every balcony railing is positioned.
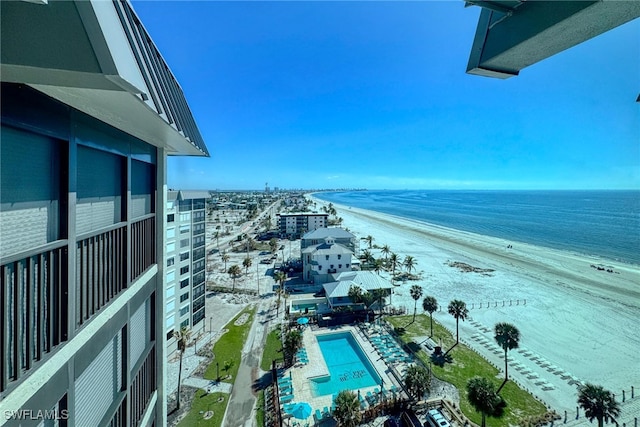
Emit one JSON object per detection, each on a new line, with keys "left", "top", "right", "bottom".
{"left": 1, "top": 242, "right": 68, "bottom": 393}
{"left": 130, "top": 215, "right": 156, "bottom": 282}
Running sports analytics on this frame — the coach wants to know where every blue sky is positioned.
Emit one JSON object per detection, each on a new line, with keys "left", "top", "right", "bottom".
{"left": 133, "top": 2, "right": 639, "bottom": 191}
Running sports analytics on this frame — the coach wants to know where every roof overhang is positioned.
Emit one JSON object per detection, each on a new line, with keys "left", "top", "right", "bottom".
{"left": 1, "top": 0, "right": 209, "bottom": 156}
{"left": 466, "top": 0, "right": 640, "bottom": 79}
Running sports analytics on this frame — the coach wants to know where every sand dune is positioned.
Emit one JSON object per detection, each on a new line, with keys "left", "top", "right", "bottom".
{"left": 313, "top": 197, "right": 640, "bottom": 413}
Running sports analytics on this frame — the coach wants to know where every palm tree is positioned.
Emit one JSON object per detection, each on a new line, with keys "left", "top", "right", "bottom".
{"left": 283, "top": 329, "right": 303, "bottom": 367}
{"left": 274, "top": 270, "right": 287, "bottom": 316}
{"left": 227, "top": 264, "right": 241, "bottom": 290}
{"left": 447, "top": 299, "right": 468, "bottom": 344}
{"left": 409, "top": 285, "right": 424, "bottom": 322}
{"left": 577, "top": 383, "right": 620, "bottom": 427}
{"left": 365, "top": 235, "right": 374, "bottom": 249}
{"left": 333, "top": 390, "right": 362, "bottom": 427}
{"left": 422, "top": 295, "right": 438, "bottom": 337}
{"left": 381, "top": 244, "right": 391, "bottom": 260}
{"left": 403, "top": 255, "right": 416, "bottom": 275}
{"left": 373, "top": 258, "right": 384, "bottom": 275}
{"left": 348, "top": 284, "right": 364, "bottom": 305}
{"left": 494, "top": 322, "right": 520, "bottom": 391}
{"left": 389, "top": 253, "right": 399, "bottom": 284}
{"left": 173, "top": 327, "right": 191, "bottom": 411}
{"left": 467, "top": 377, "right": 499, "bottom": 427}
{"left": 404, "top": 365, "right": 431, "bottom": 400}
{"left": 221, "top": 252, "right": 230, "bottom": 271}
{"left": 242, "top": 256, "right": 252, "bottom": 276}
{"left": 214, "top": 231, "right": 220, "bottom": 248}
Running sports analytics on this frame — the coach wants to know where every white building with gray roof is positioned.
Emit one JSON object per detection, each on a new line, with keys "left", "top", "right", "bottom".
{"left": 301, "top": 236, "right": 355, "bottom": 284}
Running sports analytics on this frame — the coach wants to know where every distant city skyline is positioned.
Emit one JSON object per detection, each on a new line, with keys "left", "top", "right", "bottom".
{"left": 133, "top": 2, "right": 640, "bottom": 191}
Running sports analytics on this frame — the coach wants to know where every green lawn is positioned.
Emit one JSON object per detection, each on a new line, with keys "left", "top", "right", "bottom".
{"left": 205, "top": 306, "right": 256, "bottom": 383}
{"left": 256, "top": 390, "right": 265, "bottom": 427}
{"left": 388, "top": 315, "right": 546, "bottom": 427}
{"left": 260, "top": 325, "right": 283, "bottom": 371}
{"left": 178, "top": 390, "right": 228, "bottom": 427}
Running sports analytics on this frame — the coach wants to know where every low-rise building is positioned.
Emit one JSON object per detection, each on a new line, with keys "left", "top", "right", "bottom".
{"left": 278, "top": 212, "right": 328, "bottom": 238}
{"left": 301, "top": 227, "right": 358, "bottom": 254}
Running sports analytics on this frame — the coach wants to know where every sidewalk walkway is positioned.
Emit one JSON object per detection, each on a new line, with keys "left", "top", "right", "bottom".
{"left": 182, "top": 377, "right": 233, "bottom": 394}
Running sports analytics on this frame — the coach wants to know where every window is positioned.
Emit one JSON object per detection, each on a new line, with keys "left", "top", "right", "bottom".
{"left": 180, "top": 278, "right": 189, "bottom": 289}
{"left": 180, "top": 265, "right": 189, "bottom": 275}
{"left": 330, "top": 265, "right": 334, "bottom": 269}
{"left": 167, "top": 286, "right": 175, "bottom": 298}
{"left": 179, "top": 225, "right": 190, "bottom": 234}
{"left": 338, "top": 255, "right": 342, "bottom": 260}
{"left": 179, "top": 306, "right": 189, "bottom": 316}
{"left": 167, "top": 227, "right": 175, "bottom": 238}
{"left": 339, "top": 264, "right": 342, "bottom": 269}
{"left": 180, "top": 252, "right": 190, "bottom": 261}
{"left": 167, "top": 214, "right": 175, "bottom": 223}
{"left": 166, "top": 270, "right": 175, "bottom": 283}
{"left": 346, "top": 264, "right": 350, "bottom": 268}
{"left": 179, "top": 212, "right": 191, "bottom": 221}
{"left": 325, "top": 255, "right": 329, "bottom": 260}
{"left": 180, "top": 319, "right": 190, "bottom": 328}
{"left": 180, "top": 239, "right": 189, "bottom": 248}
{"left": 318, "top": 265, "right": 322, "bottom": 270}
{"left": 166, "top": 330, "right": 174, "bottom": 341}
{"left": 166, "top": 315, "right": 175, "bottom": 329}
{"left": 167, "top": 257, "right": 175, "bottom": 267}
{"left": 167, "top": 242, "right": 175, "bottom": 253}
{"left": 180, "top": 293, "right": 189, "bottom": 302}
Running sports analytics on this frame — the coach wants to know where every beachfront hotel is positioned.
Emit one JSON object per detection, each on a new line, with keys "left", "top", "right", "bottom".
{"left": 165, "top": 191, "right": 210, "bottom": 357}
{"left": 0, "top": 1, "right": 209, "bottom": 425}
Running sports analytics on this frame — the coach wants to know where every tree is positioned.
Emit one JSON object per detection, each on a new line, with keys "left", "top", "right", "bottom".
{"left": 227, "top": 264, "right": 241, "bottom": 290}
{"left": 467, "top": 377, "right": 500, "bottom": 427}
{"left": 447, "top": 299, "right": 468, "bottom": 344}
{"left": 365, "top": 235, "right": 374, "bottom": 249}
{"left": 578, "top": 383, "right": 620, "bottom": 427}
{"left": 373, "top": 258, "right": 384, "bottom": 275}
{"left": 242, "top": 256, "right": 252, "bottom": 276}
{"left": 409, "top": 285, "right": 424, "bottom": 322}
{"left": 348, "top": 284, "right": 364, "bottom": 305}
{"left": 494, "top": 322, "right": 520, "bottom": 391}
{"left": 214, "top": 231, "right": 220, "bottom": 248}
{"left": 269, "top": 238, "right": 278, "bottom": 253}
{"left": 404, "top": 365, "right": 431, "bottom": 400}
{"left": 389, "top": 253, "right": 400, "bottom": 284}
{"left": 274, "top": 271, "right": 287, "bottom": 316}
{"left": 333, "top": 390, "right": 362, "bottom": 427}
{"left": 283, "top": 329, "right": 303, "bottom": 367}
{"left": 221, "top": 252, "right": 230, "bottom": 271}
{"left": 422, "top": 295, "right": 438, "bottom": 337}
{"left": 403, "top": 255, "right": 416, "bottom": 275}
{"left": 173, "top": 327, "right": 192, "bottom": 411}
{"left": 381, "top": 244, "right": 391, "bottom": 260}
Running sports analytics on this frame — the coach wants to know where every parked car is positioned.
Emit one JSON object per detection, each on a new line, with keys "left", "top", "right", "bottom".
{"left": 426, "top": 409, "right": 450, "bottom": 427}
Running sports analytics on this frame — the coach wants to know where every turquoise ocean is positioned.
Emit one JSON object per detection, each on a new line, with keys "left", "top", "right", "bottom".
{"left": 314, "top": 190, "right": 640, "bottom": 265}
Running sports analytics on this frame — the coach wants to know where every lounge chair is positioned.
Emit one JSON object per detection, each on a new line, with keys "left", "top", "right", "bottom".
{"left": 322, "top": 406, "right": 330, "bottom": 417}
{"left": 315, "top": 409, "right": 323, "bottom": 422}
{"left": 280, "top": 394, "right": 294, "bottom": 403}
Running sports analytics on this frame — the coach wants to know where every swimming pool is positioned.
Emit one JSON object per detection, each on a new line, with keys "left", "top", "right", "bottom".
{"left": 311, "top": 332, "right": 381, "bottom": 397}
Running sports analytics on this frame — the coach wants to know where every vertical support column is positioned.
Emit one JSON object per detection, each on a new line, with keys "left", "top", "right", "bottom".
{"left": 66, "top": 126, "right": 77, "bottom": 427}
{"left": 126, "top": 156, "right": 132, "bottom": 286}
{"left": 156, "top": 146, "right": 168, "bottom": 426}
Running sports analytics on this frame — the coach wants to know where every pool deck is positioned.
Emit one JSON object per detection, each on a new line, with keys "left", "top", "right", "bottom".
{"left": 283, "top": 325, "right": 406, "bottom": 424}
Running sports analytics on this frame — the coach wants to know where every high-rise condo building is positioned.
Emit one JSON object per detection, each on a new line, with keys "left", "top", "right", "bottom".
{"left": 165, "top": 191, "right": 209, "bottom": 357}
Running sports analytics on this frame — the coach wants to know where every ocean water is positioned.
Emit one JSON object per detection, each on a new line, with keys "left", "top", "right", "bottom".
{"left": 314, "top": 190, "right": 640, "bottom": 265}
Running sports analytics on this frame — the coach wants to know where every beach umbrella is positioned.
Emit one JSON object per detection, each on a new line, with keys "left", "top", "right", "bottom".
{"left": 286, "top": 402, "right": 312, "bottom": 419}
{"left": 297, "top": 317, "right": 309, "bottom": 325}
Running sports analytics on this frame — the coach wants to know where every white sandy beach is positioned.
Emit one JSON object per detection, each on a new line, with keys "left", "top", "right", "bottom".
{"left": 312, "top": 196, "right": 640, "bottom": 415}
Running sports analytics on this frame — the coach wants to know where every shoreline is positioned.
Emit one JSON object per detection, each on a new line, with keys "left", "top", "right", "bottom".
{"left": 310, "top": 196, "right": 640, "bottom": 413}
